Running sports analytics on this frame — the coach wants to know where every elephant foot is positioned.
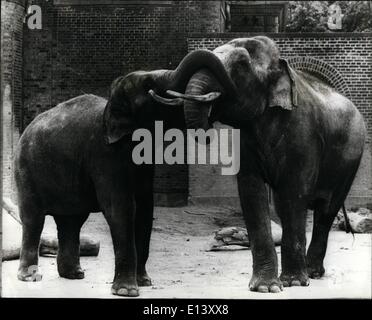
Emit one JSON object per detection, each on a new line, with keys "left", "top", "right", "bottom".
{"left": 58, "top": 265, "right": 85, "bottom": 280}
{"left": 111, "top": 280, "right": 139, "bottom": 297}
{"left": 249, "top": 274, "right": 283, "bottom": 293}
{"left": 17, "top": 266, "right": 43, "bottom": 282}
{"left": 137, "top": 272, "right": 152, "bottom": 287}
{"left": 280, "top": 272, "right": 309, "bottom": 287}
{"left": 307, "top": 262, "right": 325, "bottom": 279}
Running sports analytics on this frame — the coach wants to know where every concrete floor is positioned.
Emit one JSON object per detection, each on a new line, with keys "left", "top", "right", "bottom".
{"left": 2, "top": 207, "right": 371, "bottom": 299}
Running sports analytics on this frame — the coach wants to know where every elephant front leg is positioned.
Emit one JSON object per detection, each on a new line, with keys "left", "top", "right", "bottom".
{"left": 104, "top": 194, "right": 139, "bottom": 297}
{"left": 275, "top": 196, "right": 309, "bottom": 287}
{"left": 237, "top": 173, "right": 282, "bottom": 293}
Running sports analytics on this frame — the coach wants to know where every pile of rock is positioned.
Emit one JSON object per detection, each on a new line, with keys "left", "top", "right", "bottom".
{"left": 337, "top": 207, "right": 372, "bottom": 233}
{"left": 208, "top": 221, "right": 282, "bottom": 251}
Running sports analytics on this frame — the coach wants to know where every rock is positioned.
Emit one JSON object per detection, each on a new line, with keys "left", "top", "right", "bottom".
{"left": 358, "top": 208, "right": 371, "bottom": 216}
{"left": 207, "top": 221, "right": 282, "bottom": 251}
{"left": 215, "top": 227, "right": 239, "bottom": 239}
{"left": 338, "top": 208, "right": 372, "bottom": 233}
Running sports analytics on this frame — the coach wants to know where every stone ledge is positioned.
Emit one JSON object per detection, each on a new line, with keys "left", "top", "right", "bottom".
{"left": 53, "top": 0, "right": 174, "bottom": 5}
{"left": 190, "top": 196, "right": 372, "bottom": 210}
{"left": 188, "top": 32, "right": 372, "bottom": 39}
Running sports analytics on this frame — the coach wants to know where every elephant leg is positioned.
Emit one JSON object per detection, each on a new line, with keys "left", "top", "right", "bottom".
{"left": 237, "top": 172, "right": 282, "bottom": 293}
{"left": 135, "top": 164, "right": 154, "bottom": 287}
{"left": 18, "top": 200, "right": 45, "bottom": 282}
{"left": 54, "top": 214, "right": 89, "bottom": 279}
{"left": 104, "top": 194, "right": 138, "bottom": 297}
{"left": 307, "top": 171, "right": 356, "bottom": 278}
{"left": 275, "top": 196, "right": 309, "bottom": 287}
{"left": 306, "top": 200, "right": 335, "bottom": 279}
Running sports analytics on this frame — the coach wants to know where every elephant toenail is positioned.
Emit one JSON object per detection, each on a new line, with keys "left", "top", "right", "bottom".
{"left": 117, "top": 288, "right": 129, "bottom": 296}
{"left": 128, "top": 288, "right": 139, "bottom": 297}
{"left": 270, "top": 285, "right": 281, "bottom": 293}
{"left": 291, "top": 280, "right": 301, "bottom": 286}
{"left": 282, "top": 281, "right": 289, "bottom": 287}
{"left": 258, "top": 285, "right": 269, "bottom": 293}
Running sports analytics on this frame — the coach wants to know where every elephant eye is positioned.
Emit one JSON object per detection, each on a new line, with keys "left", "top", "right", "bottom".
{"left": 134, "top": 96, "right": 147, "bottom": 107}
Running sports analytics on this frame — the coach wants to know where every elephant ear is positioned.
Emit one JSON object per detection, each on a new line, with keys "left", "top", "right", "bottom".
{"left": 268, "top": 59, "right": 298, "bottom": 110}
{"left": 103, "top": 77, "right": 135, "bottom": 144}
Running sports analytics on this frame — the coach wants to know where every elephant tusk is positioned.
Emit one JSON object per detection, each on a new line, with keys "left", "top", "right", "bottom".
{"left": 148, "top": 89, "right": 184, "bottom": 106}
{"left": 166, "top": 90, "right": 221, "bottom": 103}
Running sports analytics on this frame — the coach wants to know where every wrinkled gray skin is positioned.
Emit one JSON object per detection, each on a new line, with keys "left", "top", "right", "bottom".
{"left": 14, "top": 49, "right": 230, "bottom": 297}
{"left": 162, "top": 36, "right": 366, "bottom": 293}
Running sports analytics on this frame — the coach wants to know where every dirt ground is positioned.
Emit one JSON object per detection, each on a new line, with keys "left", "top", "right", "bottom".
{"left": 2, "top": 206, "right": 371, "bottom": 299}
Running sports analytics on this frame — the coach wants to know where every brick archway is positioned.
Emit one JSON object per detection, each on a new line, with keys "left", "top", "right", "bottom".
{"left": 287, "top": 56, "right": 351, "bottom": 98}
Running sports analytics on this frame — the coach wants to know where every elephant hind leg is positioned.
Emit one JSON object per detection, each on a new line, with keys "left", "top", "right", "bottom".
{"left": 18, "top": 198, "right": 45, "bottom": 282}
{"left": 307, "top": 167, "right": 358, "bottom": 279}
{"left": 306, "top": 199, "right": 333, "bottom": 279}
{"left": 54, "top": 214, "right": 89, "bottom": 279}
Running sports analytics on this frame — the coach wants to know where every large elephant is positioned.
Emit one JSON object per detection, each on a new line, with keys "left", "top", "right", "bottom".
{"left": 14, "top": 49, "right": 229, "bottom": 297}
{"left": 161, "top": 36, "right": 366, "bottom": 293}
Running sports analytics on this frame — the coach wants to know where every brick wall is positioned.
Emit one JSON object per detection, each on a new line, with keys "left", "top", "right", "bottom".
{"left": 23, "top": 1, "right": 224, "bottom": 125}
{"left": 20, "top": 0, "right": 224, "bottom": 206}
{"left": 1, "top": 0, "right": 25, "bottom": 201}
{"left": 188, "top": 33, "right": 372, "bottom": 208}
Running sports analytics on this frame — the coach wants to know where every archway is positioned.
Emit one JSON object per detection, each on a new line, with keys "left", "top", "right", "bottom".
{"left": 287, "top": 56, "right": 351, "bottom": 98}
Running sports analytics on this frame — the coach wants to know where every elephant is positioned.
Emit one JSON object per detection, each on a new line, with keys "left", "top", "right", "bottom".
{"left": 14, "top": 49, "right": 229, "bottom": 297}
{"left": 159, "top": 36, "right": 366, "bottom": 293}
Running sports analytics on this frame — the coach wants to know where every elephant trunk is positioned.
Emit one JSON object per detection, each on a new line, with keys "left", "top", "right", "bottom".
{"left": 168, "top": 49, "right": 236, "bottom": 95}
{"left": 150, "top": 49, "right": 237, "bottom": 105}
{"left": 183, "top": 69, "right": 221, "bottom": 131}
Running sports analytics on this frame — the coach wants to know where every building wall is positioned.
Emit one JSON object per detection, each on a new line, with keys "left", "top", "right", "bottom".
{"left": 188, "top": 33, "right": 372, "bottom": 208}
{"left": 1, "top": 0, "right": 25, "bottom": 201}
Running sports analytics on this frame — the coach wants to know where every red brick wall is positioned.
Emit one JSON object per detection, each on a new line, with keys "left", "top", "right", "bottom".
{"left": 187, "top": 33, "right": 372, "bottom": 208}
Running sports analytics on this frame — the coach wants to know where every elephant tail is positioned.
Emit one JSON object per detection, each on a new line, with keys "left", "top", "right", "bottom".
{"left": 342, "top": 204, "right": 354, "bottom": 237}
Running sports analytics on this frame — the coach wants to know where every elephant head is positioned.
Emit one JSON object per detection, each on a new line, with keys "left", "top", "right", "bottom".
{"left": 156, "top": 36, "right": 298, "bottom": 131}
{"left": 103, "top": 49, "right": 238, "bottom": 144}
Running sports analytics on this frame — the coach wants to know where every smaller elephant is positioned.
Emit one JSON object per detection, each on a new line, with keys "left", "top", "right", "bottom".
{"left": 14, "top": 49, "right": 228, "bottom": 297}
